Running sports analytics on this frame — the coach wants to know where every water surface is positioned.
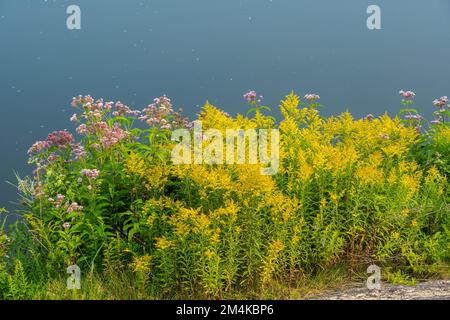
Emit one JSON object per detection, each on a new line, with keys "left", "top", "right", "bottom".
{"left": 1, "top": 0, "right": 450, "bottom": 211}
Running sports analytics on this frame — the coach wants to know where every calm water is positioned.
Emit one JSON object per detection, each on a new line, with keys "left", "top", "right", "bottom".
{"left": 1, "top": 0, "right": 450, "bottom": 212}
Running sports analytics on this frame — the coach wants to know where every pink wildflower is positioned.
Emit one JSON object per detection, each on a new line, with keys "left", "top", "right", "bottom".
{"left": 114, "top": 101, "right": 141, "bottom": 117}
{"left": 81, "top": 169, "right": 100, "bottom": 180}
{"left": 161, "top": 123, "right": 173, "bottom": 130}
{"left": 140, "top": 95, "right": 190, "bottom": 130}
{"left": 47, "top": 153, "right": 57, "bottom": 162}
{"left": 70, "top": 114, "right": 78, "bottom": 122}
{"left": 87, "top": 110, "right": 103, "bottom": 119}
{"left": 28, "top": 140, "right": 52, "bottom": 155}
{"left": 71, "top": 95, "right": 83, "bottom": 107}
{"left": 67, "top": 202, "right": 83, "bottom": 213}
{"left": 433, "top": 96, "right": 449, "bottom": 108}
{"left": 76, "top": 124, "right": 88, "bottom": 135}
{"left": 399, "top": 90, "right": 416, "bottom": 100}
{"left": 89, "top": 121, "right": 109, "bottom": 135}
{"left": 243, "top": 90, "right": 257, "bottom": 102}
{"left": 71, "top": 144, "right": 86, "bottom": 159}
{"left": 304, "top": 94, "right": 320, "bottom": 102}
{"left": 431, "top": 119, "right": 442, "bottom": 125}
{"left": 92, "top": 98, "right": 104, "bottom": 110}
{"left": 100, "top": 123, "right": 129, "bottom": 148}
{"left": 104, "top": 101, "right": 113, "bottom": 110}
{"left": 52, "top": 194, "right": 66, "bottom": 209}
{"left": 72, "top": 95, "right": 94, "bottom": 109}
{"left": 90, "top": 143, "right": 100, "bottom": 150}
{"left": 47, "top": 131, "right": 74, "bottom": 146}
{"left": 404, "top": 114, "right": 422, "bottom": 120}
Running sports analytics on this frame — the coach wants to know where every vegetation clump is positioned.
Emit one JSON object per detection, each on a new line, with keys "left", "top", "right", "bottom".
{"left": 0, "top": 91, "right": 448, "bottom": 299}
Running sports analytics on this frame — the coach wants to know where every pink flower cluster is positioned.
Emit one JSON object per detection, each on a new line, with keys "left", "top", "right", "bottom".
{"left": 28, "top": 131, "right": 74, "bottom": 155}
{"left": 71, "top": 143, "right": 87, "bottom": 159}
{"left": 76, "top": 124, "right": 88, "bottom": 135}
{"left": 76, "top": 121, "right": 129, "bottom": 149}
{"left": 243, "top": 91, "right": 257, "bottom": 102}
{"left": 76, "top": 121, "right": 108, "bottom": 135}
{"left": 399, "top": 90, "right": 416, "bottom": 100}
{"left": 71, "top": 95, "right": 138, "bottom": 148}
{"left": 404, "top": 114, "right": 423, "bottom": 120}
{"left": 142, "top": 96, "right": 173, "bottom": 119}
{"left": 243, "top": 90, "right": 264, "bottom": 109}
{"left": 28, "top": 140, "right": 52, "bottom": 155}
{"left": 112, "top": 101, "right": 141, "bottom": 117}
{"left": 48, "top": 153, "right": 57, "bottom": 162}
{"left": 47, "top": 130, "right": 74, "bottom": 146}
{"left": 81, "top": 169, "right": 100, "bottom": 180}
{"left": 430, "top": 119, "right": 442, "bottom": 125}
{"left": 92, "top": 121, "right": 112, "bottom": 133}
{"left": 71, "top": 95, "right": 95, "bottom": 108}
{"left": 432, "top": 96, "right": 449, "bottom": 108}
{"left": 431, "top": 96, "right": 449, "bottom": 125}
{"left": 70, "top": 114, "right": 78, "bottom": 122}
{"left": 48, "top": 194, "right": 66, "bottom": 209}
{"left": 304, "top": 94, "right": 320, "bottom": 102}
{"left": 140, "top": 95, "right": 190, "bottom": 130}
{"left": 49, "top": 194, "right": 83, "bottom": 214}
{"left": 67, "top": 202, "right": 83, "bottom": 213}
{"left": 100, "top": 123, "right": 129, "bottom": 148}
{"left": 72, "top": 95, "right": 142, "bottom": 123}
{"left": 72, "top": 95, "right": 111, "bottom": 112}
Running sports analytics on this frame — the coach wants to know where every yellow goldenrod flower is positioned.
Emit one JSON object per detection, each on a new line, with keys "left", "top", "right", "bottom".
{"left": 155, "top": 236, "right": 174, "bottom": 250}
{"left": 130, "top": 254, "right": 152, "bottom": 274}
{"left": 124, "top": 152, "right": 147, "bottom": 178}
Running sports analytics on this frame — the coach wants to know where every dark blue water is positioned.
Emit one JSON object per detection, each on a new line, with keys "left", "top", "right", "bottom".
{"left": 1, "top": 0, "right": 450, "bottom": 211}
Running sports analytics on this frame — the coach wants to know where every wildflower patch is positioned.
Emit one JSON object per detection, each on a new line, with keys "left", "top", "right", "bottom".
{"left": 1, "top": 90, "right": 448, "bottom": 299}
{"left": 171, "top": 121, "right": 280, "bottom": 175}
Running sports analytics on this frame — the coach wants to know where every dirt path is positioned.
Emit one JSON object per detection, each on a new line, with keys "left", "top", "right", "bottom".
{"left": 310, "top": 280, "right": 450, "bottom": 300}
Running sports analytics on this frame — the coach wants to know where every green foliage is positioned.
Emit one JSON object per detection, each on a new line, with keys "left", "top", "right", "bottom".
{"left": 6, "top": 260, "right": 32, "bottom": 300}
{"left": 1, "top": 93, "right": 449, "bottom": 299}
{"left": 0, "top": 208, "right": 10, "bottom": 299}
{"left": 386, "top": 269, "right": 417, "bottom": 286}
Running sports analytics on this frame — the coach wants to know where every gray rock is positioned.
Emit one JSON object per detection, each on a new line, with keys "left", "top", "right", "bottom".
{"left": 310, "top": 280, "right": 450, "bottom": 300}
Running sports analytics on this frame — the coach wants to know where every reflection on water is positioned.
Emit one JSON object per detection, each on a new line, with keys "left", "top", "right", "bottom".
{"left": 0, "top": 0, "right": 449, "bottom": 211}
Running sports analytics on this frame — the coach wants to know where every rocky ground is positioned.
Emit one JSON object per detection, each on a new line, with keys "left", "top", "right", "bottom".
{"left": 310, "top": 280, "right": 450, "bottom": 300}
